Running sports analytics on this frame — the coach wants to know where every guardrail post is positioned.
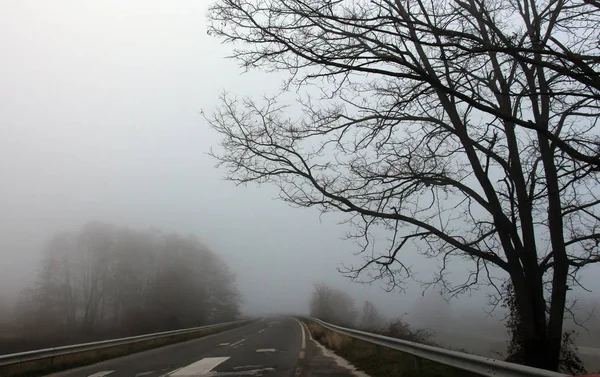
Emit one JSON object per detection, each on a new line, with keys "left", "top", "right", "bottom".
{"left": 413, "top": 355, "right": 422, "bottom": 373}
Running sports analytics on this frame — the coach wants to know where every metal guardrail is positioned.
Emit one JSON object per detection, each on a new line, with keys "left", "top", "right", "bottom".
{"left": 310, "top": 317, "right": 569, "bottom": 377}
{"left": 0, "top": 319, "right": 251, "bottom": 367}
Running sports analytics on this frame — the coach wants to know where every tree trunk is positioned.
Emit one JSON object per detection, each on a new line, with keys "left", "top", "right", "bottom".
{"left": 512, "top": 271, "right": 565, "bottom": 370}
{"left": 546, "top": 270, "right": 568, "bottom": 371}
{"left": 511, "top": 271, "right": 559, "bottom": 370}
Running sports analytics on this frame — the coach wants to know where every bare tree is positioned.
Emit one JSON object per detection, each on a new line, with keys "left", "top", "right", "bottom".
{"left": 359, "top": 300, "right": 384, "bottom": 330}
{"left": 207, "top": 0, "right": 600, "bottom": 370}
{"left": 310, "top": 283, "right": 357, "bottom": 326}
{"left": 20, "top": 223, "right": 242, "bottom": 338}
{"left": 28, "top": 233, "right": 79, "bottom": 332}
{"left": 76, "top": 222, "right": 114, "bottom": 332}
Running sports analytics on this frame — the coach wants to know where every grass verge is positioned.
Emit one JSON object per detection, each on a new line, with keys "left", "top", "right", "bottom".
{"left": 305, "top": 320, "right": 479, "bottom": 377}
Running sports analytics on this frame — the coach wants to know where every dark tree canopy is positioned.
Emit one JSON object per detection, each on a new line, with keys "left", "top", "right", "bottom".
{"left": 207, "top": 0, "right": 600, "bottom": 371}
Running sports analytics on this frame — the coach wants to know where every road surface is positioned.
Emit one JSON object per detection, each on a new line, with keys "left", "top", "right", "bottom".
{"left": 46, "top": 317, "right": 363, "bottom": 377}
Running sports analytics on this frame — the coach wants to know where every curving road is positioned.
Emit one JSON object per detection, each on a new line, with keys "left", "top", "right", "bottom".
{"left": 45, "top": 317, "right": 360, "bottom": 377}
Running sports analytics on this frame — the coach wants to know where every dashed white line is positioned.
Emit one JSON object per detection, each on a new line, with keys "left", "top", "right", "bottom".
{"left": 219, "top": 343, "right": 230, "bottom": 346}
{"left": 256, "top": 348, "right": 277, "bottom": 353}
{"left": 87, "top": 372, "right": 114, "bottom": 377}
{"left": 230, "top": 338, "right": 246, "bottom": 347}
{"left": 170, "top": 357, "right": 230, "bottom": 375}
{"left": 258, "top": 329, "right": 265, "bottom": 333}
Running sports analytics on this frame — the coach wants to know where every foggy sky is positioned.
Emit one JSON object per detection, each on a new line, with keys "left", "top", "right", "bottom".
{"left": 1, "top": 1, "right": 598, "bottom": 324}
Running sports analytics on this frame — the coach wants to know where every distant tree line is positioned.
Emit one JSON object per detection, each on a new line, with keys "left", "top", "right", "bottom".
{"left": 15, "top": 222, "right": 241, "bottom": 340}
{"left": 309, "top": 283, "right": 432, "bottom": 344}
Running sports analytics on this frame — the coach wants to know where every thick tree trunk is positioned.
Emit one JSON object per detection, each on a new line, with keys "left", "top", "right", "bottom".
{"left": 523, "top": 338, "right": 557, "bottom": 370}
{"left": 537, "top": 91, "right": 568, "bottom": 372}
{"left": 511, "top": 270, "right": 562, "bottom": 371}
{"left": 511, "top": 276, "right": 566, "bottom": 371}
{"left": 546, "top": 271, "right": 568, "bottom": 371}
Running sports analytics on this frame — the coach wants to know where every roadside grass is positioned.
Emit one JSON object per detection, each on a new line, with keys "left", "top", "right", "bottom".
{"left": 305, "top": 320, "right": 480, "bottom": 377}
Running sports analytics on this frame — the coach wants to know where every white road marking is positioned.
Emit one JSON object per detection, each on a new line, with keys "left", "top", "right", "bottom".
{"left": 302, "top": 321, "right": 314, "bottom": 341}
{"left": 87, "top": 372, "right": 114, "bottom": 377}
{"left": 159, "top": 367, "right": 183, "bottom": 377}
{"left": 219, "top": 343, "right": 230, "bottom": 346}
{"left": 135, "top": 372, "right": 154, "bottom": 377}
{"left": 229, "top": 338, "right": 246, "bottom": 347}
{"left": 209, "top": 367, "right": 276, "bottom": 375}
{"left": 256, "top": 348, "right": 277, "bottom": 353}
{"left": 258, "top": 329, "right": 265, "bottom": 333}
{"left": 233, "top": 365, "right": 263, "bottom": 370}
{"left": 292, "top": 318, "right": 307, "bottom": 359}
{"left": 170, "top": 357, "right": 230, "bottom": 375}
{"left": 299, "top": 323, "right": 306, "bottom": 349}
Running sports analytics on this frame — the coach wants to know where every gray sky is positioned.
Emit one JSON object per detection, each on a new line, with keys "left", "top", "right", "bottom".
{"left": 1, "top": 1, "right": 597, "bottom": 325}
{"left": 0, "top": 0, "right": 409, "bottom": 317}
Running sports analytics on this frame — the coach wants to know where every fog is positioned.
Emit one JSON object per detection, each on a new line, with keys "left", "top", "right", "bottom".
{"left": 1, "top": 1, "right": 599, "bottom": 363}
{"left": 0, "top": 0, "right": 416, "bottom": 318}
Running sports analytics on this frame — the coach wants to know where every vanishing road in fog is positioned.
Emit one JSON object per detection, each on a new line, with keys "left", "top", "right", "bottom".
{"left": 46, "top": 318, "right": 356, "bottom": 377}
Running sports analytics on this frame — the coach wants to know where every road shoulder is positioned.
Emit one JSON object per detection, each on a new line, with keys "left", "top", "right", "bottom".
{"left": 294, "top": 319, "right": 370, "bottom": 377}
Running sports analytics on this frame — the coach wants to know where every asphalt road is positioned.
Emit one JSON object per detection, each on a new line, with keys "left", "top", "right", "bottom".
{"left": 45, "top": 317, "right": 360, "bottom": 377}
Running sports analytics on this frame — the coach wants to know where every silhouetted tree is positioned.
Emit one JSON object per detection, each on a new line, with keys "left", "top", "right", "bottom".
{"left": 208, "top": 0, "right": 600, "bottom": 370}
{"left": 310, "top": 283, "right": 357, "bottom": 326}
{"left": 20, "top": 223, "right": 241, "bottom": 337}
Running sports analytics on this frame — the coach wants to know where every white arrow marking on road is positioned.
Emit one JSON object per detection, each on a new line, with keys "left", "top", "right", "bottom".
{"left": 170, "top": 357, "right": 230, "bottom": 375}
{"left": 87, "top": 372, "right": 114, "bottom": 377}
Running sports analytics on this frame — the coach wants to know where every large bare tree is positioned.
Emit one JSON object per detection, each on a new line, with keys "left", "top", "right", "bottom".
{"left": 207, "top": 0, "right": 600, "bottom": 370}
